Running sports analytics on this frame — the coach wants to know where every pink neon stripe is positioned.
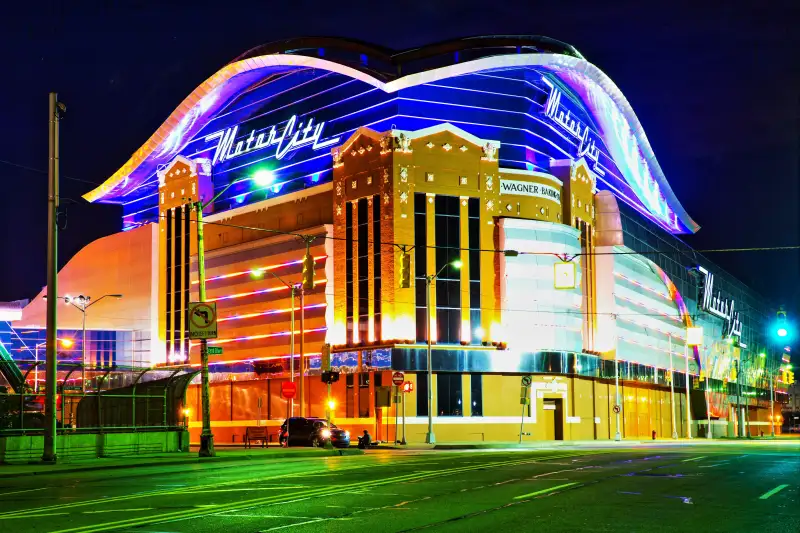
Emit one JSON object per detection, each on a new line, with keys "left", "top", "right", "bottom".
{"left": 208, "top": 279, "right": 327, "bottom": 302}
{"left": 188, "top": 351, "right": 324, "bottom": 367}
{"left": 194, "top": 255, "right": 326, "bottom": 285}
{"left": 218, "top": 303, "right": 326, "bottom": 322}
{"left": 188, "top": 327, "right": 327, "bottom": 346}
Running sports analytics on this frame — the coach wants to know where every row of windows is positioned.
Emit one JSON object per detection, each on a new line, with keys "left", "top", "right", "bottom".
{"left": 416, "top": 373, "right": 483, "bottom": 417}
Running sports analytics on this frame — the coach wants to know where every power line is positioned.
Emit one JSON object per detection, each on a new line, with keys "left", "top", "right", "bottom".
{"left": 0, "top": 157, "right": 103, "bottom": 186}
{"left": 178, "top": 213, "right": 800, "bottom": 258}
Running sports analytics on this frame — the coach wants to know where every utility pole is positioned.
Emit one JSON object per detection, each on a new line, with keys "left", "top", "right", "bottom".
{"left": 43, "top": 93, "right": 63, "bottom": 463}
{"left": 299, "top": 286, "right": 305, "bottom": 418}
{"left": 195, "top": 202, "right": 215, "bottom": 457}
{"left": 770, "top": 355, "right": 775, "bottom": 437}
{"left": 685, "top": 344, "right": 692, "bottom": 439}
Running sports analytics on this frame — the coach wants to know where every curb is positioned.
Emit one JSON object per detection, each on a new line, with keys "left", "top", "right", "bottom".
{"left": 0, "top": 448, "right": 363, "bottom": 478}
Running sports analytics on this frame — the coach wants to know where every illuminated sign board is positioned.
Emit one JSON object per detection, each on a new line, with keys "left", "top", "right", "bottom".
{"left": 542, "top": 78, "right": 605, "bottom": 177}
{"left": 499, "top": 179, "right": 561, "bottom": 202}
{"left": 204, "top": 114, "right": 341, "bottom": 166}
{"left": 697, "top": 266, "right": 742, "bottom": 338}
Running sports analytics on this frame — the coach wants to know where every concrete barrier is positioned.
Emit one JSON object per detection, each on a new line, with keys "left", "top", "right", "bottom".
{"left": 0, "top": 430, "right": 189, "bottom": 463}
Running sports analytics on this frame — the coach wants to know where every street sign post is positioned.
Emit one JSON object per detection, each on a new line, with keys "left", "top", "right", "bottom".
{"left": 392, "top": 371, "right": 405, "bottom": 386}
{"left": 189, "top": 302, "right": 218, "bottom": 339}
{"left": 281, "top": 381, "right": 297, "bottom": 399}
{"left": 400, "top": 380, "right": 413, "bottom": 445}
{"left": 519, "top": 376, "right": 532, "bottom": 443}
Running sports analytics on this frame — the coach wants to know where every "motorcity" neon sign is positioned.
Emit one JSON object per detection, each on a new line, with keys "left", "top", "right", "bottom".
{"left": 204, "top": 115, "right": 341, "bottom": 166}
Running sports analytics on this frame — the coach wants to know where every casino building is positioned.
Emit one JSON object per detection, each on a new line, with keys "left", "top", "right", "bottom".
{"left": 8, "top": 36, "right": 789, "bottom": 442}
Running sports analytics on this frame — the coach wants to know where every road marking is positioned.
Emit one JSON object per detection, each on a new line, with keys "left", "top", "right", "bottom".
{"left": 0, "top": 487, "right": 48, "bottom": 496}
{"left": 49, "top": 452, "right": 590, "bottom": 533}
{"left": 0, "top": 460, "right": 383, "bottom": 519}
{"left": 758, "top": 484, "right": 789, "bottom": 500}
{"left": 513, "top": 482, "right": 579, "bottom": 500}
{"left": 681, "top": 456, "right": 707, "bottom": 462}
{"left": 82, "top": 509, "right": 153, "bottom": 514}
{"left": 0, "top": 512, "right": 69, "bottom": 520}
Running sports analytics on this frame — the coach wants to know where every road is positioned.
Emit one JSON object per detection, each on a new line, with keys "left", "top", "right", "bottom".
{"left": 0, "top": 442, "right": 797, "bottom": 532}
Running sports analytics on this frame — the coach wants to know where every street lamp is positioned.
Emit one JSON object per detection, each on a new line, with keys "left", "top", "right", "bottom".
{"left": 425, "top": 258, "right": 462, "bottom": 445}
{"left": 43, "top": 293, "right": 123, "bottom": 393}
{"left": 251, "top": 268, "right": 299, "bottom": 418}
{"left": 33, "top": 338, "right": 73, "bottom": 393}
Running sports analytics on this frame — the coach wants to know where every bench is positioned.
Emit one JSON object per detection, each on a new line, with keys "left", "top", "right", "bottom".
{"left": 244, "top": 426, "right": 270, "bottom": 448}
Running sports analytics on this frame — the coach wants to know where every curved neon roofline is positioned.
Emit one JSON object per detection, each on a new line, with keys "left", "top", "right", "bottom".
{"left": 85, "top": 50, "right": 698, "bottom": 233}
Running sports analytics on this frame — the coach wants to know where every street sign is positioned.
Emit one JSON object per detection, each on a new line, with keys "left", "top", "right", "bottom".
{"left": 612, "top": 405, "right": 621, "bottom": 414}
{"left": 281, "top": 381, "right": 297, "bottom": 399}
{"left": 392, "top": 371, "right": 405, "bottom": 386}
{"left": 206, "top": 346, "right": 223, "bottom": 356}
{"left": 189, "top": 302, "right": 218, "bottom": 339}
{"left": 402, "top": 381, "right": 414, "bottom": 393}
{"left": 521, "top": 375, "right": 532, "bottom": 387}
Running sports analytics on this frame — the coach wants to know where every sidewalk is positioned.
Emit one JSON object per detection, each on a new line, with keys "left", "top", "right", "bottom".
{"left": 377, "top": 435, "right": 800, "bottom": 451}
{"left": 0, "top": 447, "right": 363, "bottom": 479}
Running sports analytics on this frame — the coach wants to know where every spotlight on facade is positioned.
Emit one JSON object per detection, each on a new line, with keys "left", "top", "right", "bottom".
{"left": 451, "top": 259, "right": 463, "bottom": 270}
{"left": 252, "top": 169, "right": 274, "bottom": 186}
{"left": 250, "top": 268, "right": 265, "bottom": 278}
{"left": 59, "top": 338, "right": 74, "bottom": 348}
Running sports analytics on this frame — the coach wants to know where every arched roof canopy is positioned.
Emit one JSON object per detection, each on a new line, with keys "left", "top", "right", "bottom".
{"left": 85, "top": 36, "right": 698, "bottom": 234}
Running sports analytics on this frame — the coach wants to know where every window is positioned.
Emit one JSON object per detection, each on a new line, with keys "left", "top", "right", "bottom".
{"left": 437, "top": 373, "right": 463, "bottom": 416}
{"left": 434, "top": 195, "right": 461, "bottom": 344}
{"left": 346, "top": 203, "right": 354, "bottom": 344}
{"left": 358, "top": 372, "right": 370, "bottom": 418}
{"left": 373, "top": 197, "right": 382, "bottom": 341}
{"left": 470, "top": 374, "right": 483, "bottom": 416}
{"left": 468, "top": 198, "right": 481, "bottom": 344}
{"left": 346, "top": 374, "right": 355, "bottom": 418}
{"left": 358, "top": 199, "right": 369, "bottom": 341}
{"left": 416, "top": 373, "right": 428, "bottom": 417}
{"left": 414, "top": 193, "right": 428, "bottom": 342}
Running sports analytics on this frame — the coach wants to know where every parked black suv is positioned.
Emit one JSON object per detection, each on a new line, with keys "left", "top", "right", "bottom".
{"left": 278, "top": 417, "right": 351, "bottom": 448}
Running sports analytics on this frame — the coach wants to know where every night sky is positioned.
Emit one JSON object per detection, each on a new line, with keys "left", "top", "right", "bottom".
{"left": 1, "top": 1, "right": 798, "bottom": 316}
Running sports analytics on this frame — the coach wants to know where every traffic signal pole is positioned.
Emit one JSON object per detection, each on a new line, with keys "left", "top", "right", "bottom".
{"left": 195, "top": 202, "right": 215, "bottom": 457}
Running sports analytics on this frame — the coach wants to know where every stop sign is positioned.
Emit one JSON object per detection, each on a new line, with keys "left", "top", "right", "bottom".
{"left": 281, "top": 381, "right": 297, "bottom": 399}
{"left": 392, "top": 372, "right": 404, "bottom": 386}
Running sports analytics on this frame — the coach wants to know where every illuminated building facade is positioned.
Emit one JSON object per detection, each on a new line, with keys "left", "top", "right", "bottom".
{"left": 8, "top": 37, "right": 787, "bottom": 441}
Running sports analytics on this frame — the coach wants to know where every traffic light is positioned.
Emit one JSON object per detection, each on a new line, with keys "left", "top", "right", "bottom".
{"left": 399, "top": 252, "right": 411, "bottom": 288}
{"left": 321, "top": 371, "right": 340, "bottom": 384}
{"left": 302, "top": 250, "right": 314, "bottom": 290}
{"left": 773, "top": 307, "right": 791, "bottom": 339}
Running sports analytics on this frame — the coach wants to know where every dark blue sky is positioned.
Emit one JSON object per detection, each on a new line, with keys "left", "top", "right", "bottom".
{"left": 1, "top": 1, "right": 797, "bottom": 314}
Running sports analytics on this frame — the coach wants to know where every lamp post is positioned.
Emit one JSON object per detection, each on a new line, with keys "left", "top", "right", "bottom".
{"left": 669, "top": 333, "right": 678, "bottom": 439}
{"left": 66, "top": 295, "right": 123, "bottom": 393}
{"left": 424, "top": 258, "right": 462, "bottom": 445}
{"left": 251, "top": 268, "right": 299, "bottom": 418}
{"left": 43, "top": 294, "right": 123, "bottom": 393}
{"left": 34, "top": 338, "right": 73, "bottom": 393}
{"left": 705, "top": 345, "right": 712, "bottom": 439}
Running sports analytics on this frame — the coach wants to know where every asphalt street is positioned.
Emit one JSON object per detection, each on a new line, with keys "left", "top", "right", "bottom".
{"left": 0, "top": 442, "right": 797, "bottom": 533}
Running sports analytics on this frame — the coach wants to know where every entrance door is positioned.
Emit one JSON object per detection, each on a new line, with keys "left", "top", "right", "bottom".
{"left": 543, "top": 399, "right": 564, "bottom": 440}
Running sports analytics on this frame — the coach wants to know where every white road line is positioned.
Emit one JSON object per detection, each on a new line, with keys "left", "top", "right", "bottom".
{"left": 0, "top": 487, "right": 48, "bottom": 496}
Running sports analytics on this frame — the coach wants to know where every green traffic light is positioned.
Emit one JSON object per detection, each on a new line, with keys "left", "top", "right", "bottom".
{"left": 777, "top": 327, "right": 788, "bottom": 338}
